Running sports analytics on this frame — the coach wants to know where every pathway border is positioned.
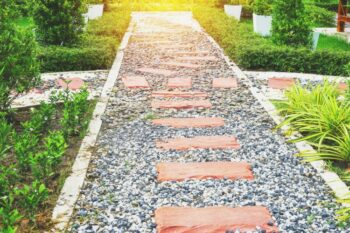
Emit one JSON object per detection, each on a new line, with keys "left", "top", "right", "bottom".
{"left": 197, "top": 14, "right": 350, "bottom": 206}
{"left": 49, "top": 21, "right": 135, "bottom": 232}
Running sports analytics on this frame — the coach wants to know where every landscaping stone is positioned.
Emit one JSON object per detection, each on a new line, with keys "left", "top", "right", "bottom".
{"left": 152, "top": 117, "right": 224, "bottom": 128}
{"left": 177, "top": 56, "right": 218, "bottom": 62}
{"left": 122, "top": 76, "right": 150, "bottom": 89}
{"left": 268, "top": 77, "right": 295, "bottom": 90}
{"left": 138, "top": 67, "right": 177, "bottom": 76}
{"left": 57, "top": 77, "right": 85, "bottom": 90}
{"left": 157, "top": 162, "right": 254, "bottom": 181}
{"left": 156, "top": 136, "right": 240, "bottom": 151}
{"left": 161, "top": 62, "right": 202, "bottom": 69}
{"left": 155, "top": 206, "right": 278, "bottom": 233}
{"left": 152, "top": 91, "right": 208, "bottom": 98}
{"left": 213, "top": 78, "right": 238, "bottom": 88}
{"left": 151, "top": 100, "right": 212, "bottom": 109}
{"left": 167, "top": 77, "right": 192, "bottom": 88}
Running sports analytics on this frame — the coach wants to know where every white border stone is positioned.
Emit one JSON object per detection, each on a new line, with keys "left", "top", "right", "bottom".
{"left": 49, "top": 20, "right": 135, "bottom": 232}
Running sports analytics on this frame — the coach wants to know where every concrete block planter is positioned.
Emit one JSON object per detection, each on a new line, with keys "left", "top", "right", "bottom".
{"left": 312, "top": 31, "right": 320, "bottom": 50}
{"left": 224, "top": 5, "right": 242, "bottom": 21}
{"left": 253, "top": 13, "right": 272, "bottom": 37}
{"left": 87, "top": 4, "right": 104, "bottom": 20}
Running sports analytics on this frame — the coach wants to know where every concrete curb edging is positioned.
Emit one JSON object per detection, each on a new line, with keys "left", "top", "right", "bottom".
{"left": 50, "top": 21, "right": 134, "bottom": 232}
{"left": 196, "top": 14, "right": 350, "bottom": 206}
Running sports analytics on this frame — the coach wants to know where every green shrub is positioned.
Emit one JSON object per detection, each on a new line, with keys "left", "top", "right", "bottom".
{"left": 0, "top": 0, "right": 40, "bottom": 112}
{"left": 253, "top": 0, "right": 273, "bottom": 15}
{"left": 14, "top": 181, "right": 48, "bottom": 222}
{"left": 193, "top": 5, "right": 350, "bottom": 76}
{"left": 34, "top": 0, "right": 85, "bottom": 45}
{"left": 30, "top": 131, "right": 67, "bottom": 182}
{"left": 272, "top": 0, "right": 311, "bottom": 47}
{"left": 38, "top": 5, "right": 131, "bottom": 72}
{"left": 0, "top": 195, "right": 21, "bottom": 233}
{"left": 305, "top": 4, "right": 335, "bottom": 27}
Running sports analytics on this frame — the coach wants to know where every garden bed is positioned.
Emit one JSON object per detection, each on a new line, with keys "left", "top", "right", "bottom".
{"left": 0, "top": 89, "right": 96, "bottom": 232}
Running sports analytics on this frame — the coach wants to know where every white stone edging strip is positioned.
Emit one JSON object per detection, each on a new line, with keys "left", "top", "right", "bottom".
{"left": 49, "top": 21, "right": 135, "bottom": 232}
{"left": 196, "top": 13, "right": 350, "bottom": 207}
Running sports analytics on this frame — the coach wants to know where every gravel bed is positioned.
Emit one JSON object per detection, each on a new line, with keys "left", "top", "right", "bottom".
{"left": 68, "top": 13, "right": 345, "bottom": 233}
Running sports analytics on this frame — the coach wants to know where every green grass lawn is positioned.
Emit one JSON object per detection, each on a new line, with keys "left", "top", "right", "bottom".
{"left": 317, "top": 34, "right": 350, "bottom": 52}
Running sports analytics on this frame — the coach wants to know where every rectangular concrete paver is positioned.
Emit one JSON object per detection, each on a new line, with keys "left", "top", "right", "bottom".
{"left": 167, "top": 77, "right": 192, "bottom": 88}
{"left": 138, "top": 68, "right": 177, "bottom": 76}
{"left": 157, "top": 162, "right": 254, "bottom": 181}
{"left": 122, "top": 76, "right": 150, "bottom": 89}
{"left": 177, "top": 56, "right": 218, "bottom": 62}
{"left": 152, "top": 117, "right": 224, "bottom": 128}
{"left": 268, "top": 77, "right": 295, "bottom": 90}
{"left": 156, "top": 136, "right": 240, "bottom": 150}
{"left": 161, "top": 62, "right": 202, "bottom": 69}
{"left": 155, "top": 206, "right": 278, "bottom": 233}
{"left": 151, "top": 100, "right": 212, "bottom": 109}
{"left": 213, "top": 78, "right": 238, "bottom": 88}
{"left": 152, "top": 91, "right": 208, "bottom": 98}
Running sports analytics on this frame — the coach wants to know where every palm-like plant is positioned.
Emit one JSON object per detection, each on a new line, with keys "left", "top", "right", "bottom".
{"left": 298, "top": 126, "right": 350, "bottom": 163}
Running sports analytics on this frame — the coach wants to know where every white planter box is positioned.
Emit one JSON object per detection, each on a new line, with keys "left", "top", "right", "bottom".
{"left": 253, "top": 13, "right": 272, "bottom": 37}
{"left": 224, "top": 5, "right": 242, "bottom": 21}
{"left": 312, "top": 32, "right": 320, "bottom": 50}
{"left": 87, "top": 4, "right": 104, "bottom": 20}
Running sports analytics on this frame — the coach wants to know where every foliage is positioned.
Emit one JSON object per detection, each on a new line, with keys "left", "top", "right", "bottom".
{"left": 14, "top": 181, "right": 48, "bottom": 222}
{"left": 30, "top": 131, "right": 67, "bottom": 181}
{"left": 305, "top": 4, "right": 335, "bottom": 27}
{"left": 34, "top": 0, "right": 86, "bottom": 45}
{"left": 272, "top": 0, "right": 311, "bottom": 47}
{"left": 38, "top": 4, "right": 130, "bottom": 72}
{"left": 57, "top": 88, "right": 90, "bottom": 138}
{"left": 317, "top": 35, "right": 350, "bottom": 52}
{"left": 0, "top": 0, "right": 40, "bottom": 112}
{"left": 193, "top": 5, "right": 350, "bottom": 76}
{"left": 253, "top": 0, "right": 273, "bottom": 15}
{"left": 0, "top": 196, "right": 21, "bottom": 233}
{"left": 337, "top": 194, "right": 350, "bottom": 227}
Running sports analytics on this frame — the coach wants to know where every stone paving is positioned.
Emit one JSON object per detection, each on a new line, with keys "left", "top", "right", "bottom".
{"left": 68, "top": 12, "right": 345, "bottom": 233}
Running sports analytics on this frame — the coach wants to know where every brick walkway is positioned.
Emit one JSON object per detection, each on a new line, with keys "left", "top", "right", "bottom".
{"left": 69, "top": 12, "right": 340, "bottom": 233}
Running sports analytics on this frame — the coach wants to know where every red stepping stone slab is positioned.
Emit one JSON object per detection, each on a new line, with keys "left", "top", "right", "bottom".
{"left": 138, "top": 68, "right": 176, "bottom": 77}
{"left": 213, "top": 78, "right": 238, "bottom": 88}
{"left": 160, "top": 45, "right": 192, "bottom": 50}
{"left": 173, "top": 51, "right": 211, "bottom": 56}
{"left": 161, "top": 62, "right": 202, "bottom": 69}
{"left": 177, "top": 56, "right": 218, "bottom": 62}
{"left": 157, "top": 162, "right": 254, "bottom": 181}
{"left": 155, "top": 206, "right": 278, "bottom": 233}
{"left": 152, "top": 91, "right": 208, "bottom": 98}
{"left": 156, "top": 136, "right": 240, "bottom": 151}
{"left": 152, "top": 117, "right": 224, "bottom": 128}
{"left": 122, "top": 76, "right": 149, "bottom": 89}
{"left": 339, "top": 82, "right": 348, "bottom": 91}
{"left": 151, "top": 100, "right": 212, "bottom": 109}
{"left": 167, "top": 77, "right": 192, "bottom": 88}
{"left": 268, "top": 77, "right": 295, "bottom": 90}
{"left": 57, "top": 78, "right": 84, "bottom": 90}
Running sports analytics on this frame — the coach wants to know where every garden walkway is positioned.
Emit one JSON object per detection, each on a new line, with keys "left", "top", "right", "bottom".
{"left": 69, "top": 12, "right": 342, "bottom": 232}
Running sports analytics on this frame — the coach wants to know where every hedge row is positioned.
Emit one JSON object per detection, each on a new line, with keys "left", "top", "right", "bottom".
{"left": 193, "top": 5, "right": 350, "bottom": 76}
{"left": 39, "top": 4, "right": 131, "bottom": 73}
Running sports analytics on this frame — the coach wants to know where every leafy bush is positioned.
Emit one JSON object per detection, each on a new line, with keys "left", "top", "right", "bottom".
{"left": 38, "top": 4, "right": 131, "bottom": 72}
{"left": 272, "top": 0, "right": 311, "bottom": 47}
{"left": 305, "top": 4, "right": 335, "bottom": 27}
{"left": 34, "top": 0, "right": 85, "bottom": 45}
{"left": 0, "top": 0, "right": 40, "bottom": 112}
{"left": 0, "top": 196, "right": 21, "bottom": 233}
{"left": 14, "top": 181, "right": 48, "bottom": 222}
{"left": 253, "top": 0, "right": 273, "bottom": 15}
{"left": 193, "top": 5, "right": 350, "bottom": 76}
{"left": 30, "top": 131, "right": 67, "bottom": 182}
